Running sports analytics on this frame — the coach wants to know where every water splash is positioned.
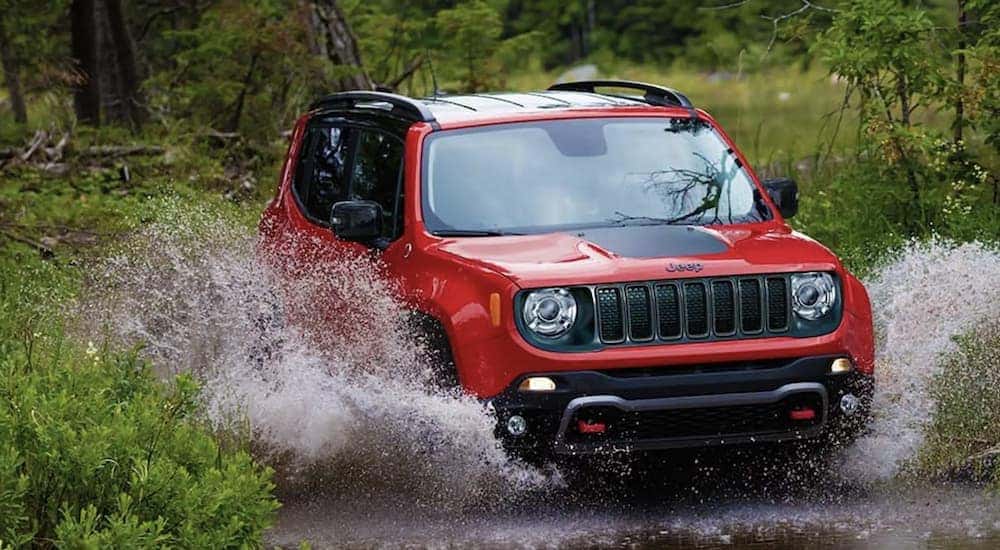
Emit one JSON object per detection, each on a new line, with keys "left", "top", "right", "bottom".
{"left": 81, "top": 203, "right": 1000, "bottom": 494}
{"left": 82, "top": 204, "right": 550, "bottom": 504}
{"left": 844, "top": 239, "right": 1000, "bottom": 480}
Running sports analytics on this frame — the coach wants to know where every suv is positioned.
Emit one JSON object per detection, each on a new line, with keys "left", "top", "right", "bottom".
{"left": 260, "top": 81, "right": 874, "bottom": 458}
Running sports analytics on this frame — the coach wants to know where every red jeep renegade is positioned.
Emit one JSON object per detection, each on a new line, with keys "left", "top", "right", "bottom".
{"left": 260, "top": 81, "right": 875, "bottom": 458}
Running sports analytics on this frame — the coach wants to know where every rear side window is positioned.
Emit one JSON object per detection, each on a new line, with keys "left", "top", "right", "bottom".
{"left": 351, "top": 130, "right": 404, "bottom": 239}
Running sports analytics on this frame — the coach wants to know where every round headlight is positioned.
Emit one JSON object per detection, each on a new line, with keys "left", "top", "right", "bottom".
{"left": 523, "top": 288, "right": 577, "bottom": 338}
{"left": 791, "top": 272, "right": 836, "bottom": 320}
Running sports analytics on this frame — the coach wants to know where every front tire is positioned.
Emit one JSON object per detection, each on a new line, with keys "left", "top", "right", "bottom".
{"left": 410, "top": 312, "right": 461, "bottom": 392}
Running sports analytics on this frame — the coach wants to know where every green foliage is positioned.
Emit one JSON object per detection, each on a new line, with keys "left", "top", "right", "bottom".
{"left": 0, "top": 154, "right": 278, "bottom": 548}
{"left": 0, "top": 300, "right": 278, "bottom": 547}
{"left": 919, "top": 320, "right": 1000, "bottom": 488}
{"left": 434, "top": 1, "right": 540, "bottom": 92}
{"left": 811, "top": 0, "right": 998, "bottom": 243}
{"left": 817, "top": 0, "right": 941, "bottom": 101}
{"left": 145, "top": 0, "right": 326, "bottom": 134}
{"left": 965, "top": 0, "right": 1000, "bottom": 154}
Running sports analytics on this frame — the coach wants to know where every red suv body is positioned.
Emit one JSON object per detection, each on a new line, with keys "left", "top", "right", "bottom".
{"left": 260, "top": 81, "right": 875, "bottom": 457}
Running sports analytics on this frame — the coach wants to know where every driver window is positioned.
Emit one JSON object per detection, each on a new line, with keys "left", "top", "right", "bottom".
{"left": 294, "top": 125, "right": 353, "bottom": 223}
{"left": 351, "top": 129, "right": 404, "bottom": 240}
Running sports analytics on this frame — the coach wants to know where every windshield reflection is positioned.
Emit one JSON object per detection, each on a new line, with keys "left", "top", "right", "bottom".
{"left": 422, "top": 118, "right": 767, "bottom": 235}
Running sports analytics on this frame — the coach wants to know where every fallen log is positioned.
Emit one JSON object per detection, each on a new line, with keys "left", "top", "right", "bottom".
{"left": 20, "top": 130, "right": 48, "bottom": 161}
{"left": 77, "top": 145, "right": 165, "bottom": 157}
{"left": 0, "top": 227, "right": 54, "bottom": 258}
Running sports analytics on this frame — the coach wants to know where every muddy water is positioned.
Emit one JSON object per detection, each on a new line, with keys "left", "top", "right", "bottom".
{"left": 270, "top": 483, "right": 1000, "bottom": 548}
{"left": 85, "top": 210, "right": 1000, "bottom": 549}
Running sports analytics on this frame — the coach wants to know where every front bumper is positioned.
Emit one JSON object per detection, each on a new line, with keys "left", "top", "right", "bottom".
{"left": 491, "top": 355, "right": 873, "bottom": 456}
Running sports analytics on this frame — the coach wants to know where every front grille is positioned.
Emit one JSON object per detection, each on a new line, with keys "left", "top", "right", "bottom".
{"left": 594, "top": 274, "right": 792, "bottom": 345}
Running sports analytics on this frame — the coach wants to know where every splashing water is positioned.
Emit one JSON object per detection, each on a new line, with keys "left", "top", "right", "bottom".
{"left": 82, "top": 205, "right": 550, "bottom": 504}
{"left": 845, "top": 239, "right": 1000, "bottom": 480}
{"left": 81, "top": 204, "right": 999, "bottom": 499}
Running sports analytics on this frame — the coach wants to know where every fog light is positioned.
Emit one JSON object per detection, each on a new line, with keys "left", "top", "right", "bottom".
{"left": 840, "top": 394, "right": 860, "bottom": 416}
{"left": 518, "top": 376, "right": 556, "bottom": 392}
{"left": 506, "top": 415, "right": 527, "bottom": 436}
{"left": 830, "top": 357, "right": 854, "bottom": 374}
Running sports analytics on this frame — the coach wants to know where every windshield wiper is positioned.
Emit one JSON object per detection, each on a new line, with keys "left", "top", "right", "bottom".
{"left": 432, "top": 229, "right": 522, "bottom": 237}
{"left": 607, "top": 213, "right": 691, "bottom": 227}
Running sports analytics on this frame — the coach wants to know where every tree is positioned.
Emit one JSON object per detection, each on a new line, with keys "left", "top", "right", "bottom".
{"left": 0, "top": 10, "right": 27, "bottom": 124}
{"left": 816, "top": 0, "right": 942, "bottom": 231}
{"left": 70, "top": 0, "right": 101, "bottom": 126}
{"left": 104, "top": 0, "right": 146, "bottom": 129}
{"left": 308, "top": 0, "right": 373, "bottom": 91}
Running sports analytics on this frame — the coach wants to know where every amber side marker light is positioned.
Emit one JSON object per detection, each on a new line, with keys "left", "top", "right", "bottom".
{"left": 518, "top": 377, "right": 557, "bottom": 392}
{"left": 830, "top": 357, "right": 854, "bottom": 374}
{"left": 489, "top": 293, "right": 501, "bottom": 327}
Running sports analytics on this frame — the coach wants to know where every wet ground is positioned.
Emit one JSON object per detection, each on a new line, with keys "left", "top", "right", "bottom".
{"left": 271, "top": 484, "right": 1000, "bottom": 549}
{"left": 268, "top": 452, "right": 1000, "bottom": 549}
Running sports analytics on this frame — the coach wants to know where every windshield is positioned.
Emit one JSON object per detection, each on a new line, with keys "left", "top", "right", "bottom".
{"left": 421, "top": 117, "right": 769, "bottom": 235}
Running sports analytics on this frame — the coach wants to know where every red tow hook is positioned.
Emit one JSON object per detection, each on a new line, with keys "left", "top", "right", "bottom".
{"left": 577, "top": 419, "right": 607, "bottom": 434}
{"left": 789, "top": 407, "right": 817, "bottom": 421}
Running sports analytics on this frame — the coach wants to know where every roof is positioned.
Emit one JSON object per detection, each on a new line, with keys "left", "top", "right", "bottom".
{"left": 309, "top": 81, "right": 697, "bottom": 128}
{"left": 419, "top": 91, "right": 646, "bottom": 124}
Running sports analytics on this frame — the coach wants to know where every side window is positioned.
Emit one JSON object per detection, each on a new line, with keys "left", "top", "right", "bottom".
{"left": 351, "top": 130, "right": 404, "bottom": 239}
{"left": 294, "top": 126, "right": 353, "bottom": 223}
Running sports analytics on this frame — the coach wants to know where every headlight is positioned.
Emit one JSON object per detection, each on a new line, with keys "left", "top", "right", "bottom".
{"left": 791, "top": 272, "right": 837, "bottom": 320}
{"left": 522, "top": 288, "right": 577, "bottom": 338}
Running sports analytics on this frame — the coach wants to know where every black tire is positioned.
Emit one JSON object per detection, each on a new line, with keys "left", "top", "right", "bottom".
{"left": 410, "top": 311, "right": 461, "bottom": 391}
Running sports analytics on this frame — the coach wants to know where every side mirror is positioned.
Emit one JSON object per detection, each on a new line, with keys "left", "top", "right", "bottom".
{"left": 763, "top": 177, "right": 799, "bottom": 219}
{"left": 330, "top": 200, "right": 382, "bottom": 242}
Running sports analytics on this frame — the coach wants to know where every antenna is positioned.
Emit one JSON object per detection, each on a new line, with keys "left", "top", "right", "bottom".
{"left": 426, "top": 48, "right": 440, "bottom": 97}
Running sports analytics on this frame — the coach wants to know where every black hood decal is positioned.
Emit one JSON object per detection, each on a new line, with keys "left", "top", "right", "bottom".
{"left": 572, "top": 225, "right": 729, "bottom": 258}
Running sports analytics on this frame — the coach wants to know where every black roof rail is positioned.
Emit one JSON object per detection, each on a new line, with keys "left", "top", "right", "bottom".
{"left": 310, "top": 91, "right": 437, "bottom": 124}
{"left": 547, "top": 80, "right": 694, "bottom": 110}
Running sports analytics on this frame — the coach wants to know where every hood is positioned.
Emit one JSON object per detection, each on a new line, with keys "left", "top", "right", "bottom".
{"left": 433, "top": 224, "right": 841, "bottom": 288}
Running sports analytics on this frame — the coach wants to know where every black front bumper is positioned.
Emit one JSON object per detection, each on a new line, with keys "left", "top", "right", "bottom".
{"left": 491, "top": 355, "right": 873, "bottom": 456}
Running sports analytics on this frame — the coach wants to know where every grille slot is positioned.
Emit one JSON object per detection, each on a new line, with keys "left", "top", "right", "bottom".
{"left": 655, "top": 284, "right": 681, "bottom": 339}
{"left": 684, "top": 282, "right": 709, "bottom": 338}
{"left": 625, "top": 286, "right": 653, "bottom": 341}
{"left": 596, "top": 287, "right": 624, "bottom": 342}
{"left": 739, "top": 279, "right": 763, "bottom": 333}
{"left": 766, "top": 277, "right": 789, "bottom": 332}
{"left": 711, "top": 280, "right": 736, "bottom": 335}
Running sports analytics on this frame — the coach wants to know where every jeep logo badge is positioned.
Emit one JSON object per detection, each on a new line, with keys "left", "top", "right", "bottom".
{"left": 666, "top": 262, "right": 704, "bottom": 273}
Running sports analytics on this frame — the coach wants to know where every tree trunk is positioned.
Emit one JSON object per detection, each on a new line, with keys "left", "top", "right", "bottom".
{"left": 309, "top": 0, "right": 373, "bottom": 91}
{"left": 896, "top": 76, "right": 922, "bottom": 233}
{"left": 0, "top": 16, "right": 28, "bottom": 124}
{"left": 227, "top": 52, "right": 259, "bottom": 133}
{"left": 96, "top": 0, "right": 125, "bottom": 123}
{"left": 71, "top": 0, "right": 101, "bottom": 125}
{"left": 954, "top": 0, "right": 967, "bottom": 146}
{"left": 104, "top": 0, "right": 146, "bottom": 129}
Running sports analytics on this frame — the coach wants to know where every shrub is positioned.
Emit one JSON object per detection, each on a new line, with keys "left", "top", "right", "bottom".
{"left": 919, "top": 320, "right": 1000, "bottom": 487}
{"left": 0, "top": 342, "right": 279, "bottom": 547}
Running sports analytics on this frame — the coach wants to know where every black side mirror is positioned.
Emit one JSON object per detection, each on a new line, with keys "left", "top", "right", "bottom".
{"left": 330, "top": 200, "right": 382, "bottom": 242}
{"left": 763, "top": 177, "right": 799, "bottom": 219}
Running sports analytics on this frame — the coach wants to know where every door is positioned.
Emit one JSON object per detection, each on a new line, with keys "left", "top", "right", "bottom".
{"left": 265, "top": 116, "right": 407, "bottom": 342}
